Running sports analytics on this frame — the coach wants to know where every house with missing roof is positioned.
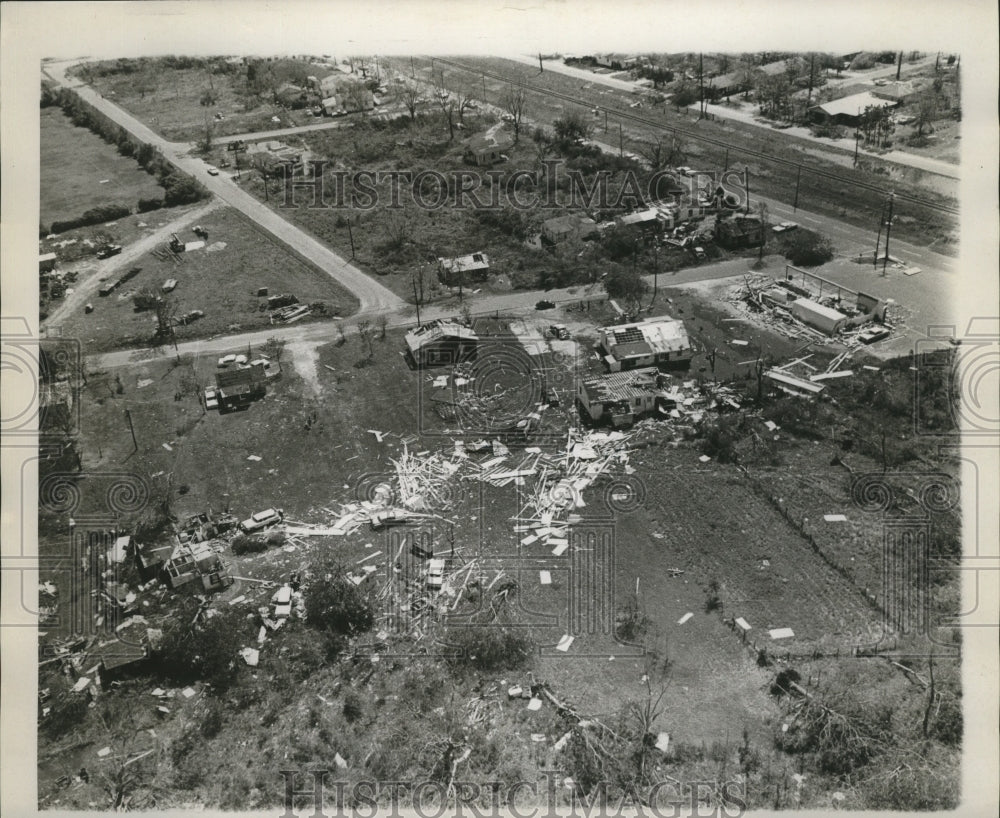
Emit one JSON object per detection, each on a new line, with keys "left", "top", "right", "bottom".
{"left": 404, "top": 320, "right": 479, "bottom": 368}
{"left": 597, "top": 317, "right": 693, "bottom": 372}
{"left": 577, "top": 367, "right": 673, "bottom": 427}
{"left": 437, "top": 252, "right": 490, "bottom": 286}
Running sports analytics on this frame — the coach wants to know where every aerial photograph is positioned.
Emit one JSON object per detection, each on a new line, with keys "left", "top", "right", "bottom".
{"left": 3, "top": 1, "right": 997, "bottom": 816}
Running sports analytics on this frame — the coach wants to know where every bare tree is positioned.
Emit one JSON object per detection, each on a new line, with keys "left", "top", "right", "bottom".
{"left": 914, "top": 91, "right": 939, "bottom": 136}
{"left": 356, "top": 320, "right": 374, "bottom": 359}
{"left": 500, "top": 81, "right": 527, "bottom": 142}
{"left": 433, "top": 71, "right": 457, "bottom": 140}
{"left": 411, "top": 265, "right": 428, "bottom": 326}
{"left": 377, "top": 314, "right": 388, "bottom": 340}
{"left": 399, "top": 82, "right": 421, "bottom": 122}
{"left": 454, "top": 82, "right": 477, "bottom": 124}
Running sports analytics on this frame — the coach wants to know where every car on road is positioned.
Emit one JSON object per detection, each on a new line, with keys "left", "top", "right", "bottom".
{"left": 206, "top": 167, "right": 220, "bottom": 176}
{"left": 535, "top": 299, "right": 556, "bottom": 310}
{"left": 239, "top": 508, "right": 284, "bottom": 534}
{"left": 772, "top": 221, "right": 799, "bottom": 233}
{"left": 96, "top": 244, "right": 123, "bottom": 259}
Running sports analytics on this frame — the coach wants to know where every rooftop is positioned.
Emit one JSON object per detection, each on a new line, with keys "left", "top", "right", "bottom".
{"left": 601, "top": 317, "right": 691, "bottom": 359}
{"left": 812, "top": 91, "right": 896, "bottom": 118}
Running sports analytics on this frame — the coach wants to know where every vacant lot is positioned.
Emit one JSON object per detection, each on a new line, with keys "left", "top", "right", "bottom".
{"left": 55, "top": 207, "right": 358, "bottom": 353}
{"left": 40, "top": 106, "right": 164, "bottom": 228}
{"left": 76, "top": 57, "right": 343, "bottom": 143}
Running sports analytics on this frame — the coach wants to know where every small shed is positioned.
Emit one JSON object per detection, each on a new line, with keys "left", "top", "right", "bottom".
{"left": 463, "top": 136, "right": 511, "bottom": 166}
{"left": 437, "top": 252, "right": 490, "bottom": 286}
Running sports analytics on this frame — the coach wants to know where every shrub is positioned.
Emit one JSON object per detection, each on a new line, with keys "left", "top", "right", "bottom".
{"left": 132, "top": 290, "right": 161, "bottom": 313}
{"left": 50, "top": 203, "right": 131, "bottom": 234}
{"left": 304, "top": 562, "right": 375, "bottom": 638}
{"left": 781, "top": 229, "right": 834, "bottom": 266}
{"left": 231, "top": 534, "right": 267, "bottom": 555}
{"left": 152, "top": 602, "right": 245, "bottom": 690}
{"left": 445, "top": 625, "right": 534, "bottom": 673}
{"left": 41, "top": 689, "right": 90, "bottom": 738}
{"left": 137, "top": 197, "right": 164, "bottom": 213}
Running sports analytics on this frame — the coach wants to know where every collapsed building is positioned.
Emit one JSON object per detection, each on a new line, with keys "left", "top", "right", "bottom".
{"left": 755, "top": 266, "right": 889, "bottom": 336}
{"left": 597, "top": 316, "right": 693, "bottom": 372}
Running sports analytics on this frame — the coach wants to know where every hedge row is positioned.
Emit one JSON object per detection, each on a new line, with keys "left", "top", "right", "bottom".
{"left": 41, "top": 85, "right": 209, "bottom": 233}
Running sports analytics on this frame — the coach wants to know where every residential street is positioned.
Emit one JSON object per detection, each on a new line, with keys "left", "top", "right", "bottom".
{"left": 44, "top": 58, "right": 955, "bottom": 377}
{"left": 43, "top": 60, "right": 405, "bottom": 314}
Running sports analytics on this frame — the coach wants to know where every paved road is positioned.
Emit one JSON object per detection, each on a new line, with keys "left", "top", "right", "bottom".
{"left": 43, "top": 60, "right": 405, "bottom": 315}
{"left": 508, "top": 54, "right": 959, "bottom": 181}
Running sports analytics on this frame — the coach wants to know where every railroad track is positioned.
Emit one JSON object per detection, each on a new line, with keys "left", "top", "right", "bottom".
{"left": 432, "top": 57, "right": 959, "bottom": 218}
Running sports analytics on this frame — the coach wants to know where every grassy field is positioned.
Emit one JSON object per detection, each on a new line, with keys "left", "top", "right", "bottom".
{"left": 40, "top": 106, "right": 164, "bottom": 228}
{"left": 423, "top": 57, "right": 958, "bottom": 254}
{"left": 54, "top": 207, "right": 358, "bottom": 353}
{"left": 75, "top": 57, "right": 344, "bottom": 143}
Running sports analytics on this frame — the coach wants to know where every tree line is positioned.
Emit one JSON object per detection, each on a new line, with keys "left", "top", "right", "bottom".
{"left": 41, "top": 84, "right": 210, "bottom": 234}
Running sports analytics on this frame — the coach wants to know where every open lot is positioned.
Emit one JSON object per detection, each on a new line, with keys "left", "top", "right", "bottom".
{"left": 40, "top": 106, "right": 164, "bottom": 228}
{"left": 54, "top": 206, "right": 359, "bottom": 353}
{"left": 75, "top": 57, "right": 346, "bottom": 143}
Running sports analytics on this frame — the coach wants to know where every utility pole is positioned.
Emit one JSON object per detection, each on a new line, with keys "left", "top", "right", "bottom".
{"left": 874, "top": 199, "right": 885, "bottom": 271}
{"left": 723, "top": 147, "right": 729, "bottom": 172}
{"left": 619, "top": 123, "right": 623, "bottom": 157}
{"left": 482, "top": 72, "right": 487, "bottom": 102}
{"left": 261, "top": 167, "right": 269, "bottom": 202}
{"left": 744, "top": 167, "right": 751, "bottom": 214}
{"left": 538, "top": 53, "right": 543, "bottom": 73}
{"left": 882, "top": 192, "right": 894, "bottom": 277}
{"left": 410, "top": 56, "right": 415, "bottom": 78}
{"left": 896, "top": 50, "right": 903, "bottom": 81}
{"left": 805, "top": 53, "right": 816, "bottom": 111}
{"left": 853, "top": 121, "right": 860, "bottom": 166}
{"left": 347, "top": 218, "right": 356, "bottom": 258}
{"left": 698, "top": 53, "right": 705, "bottom": 119}
{"left": 604, "top": 109, "right": 608, "bottom": 132}
{"left": 793, "top": 164, "right": 801, "bottom": 211}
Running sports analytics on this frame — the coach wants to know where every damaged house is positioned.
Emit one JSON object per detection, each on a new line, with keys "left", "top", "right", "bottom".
{"left": 163, "top": 542, "right": 234, "bottom": 592}
{"left": 405, "top": 320, "right": 479, "bottom": 368}
{"left": 577, "top": 367, "right": 675, "bottom": 427}
{"left": 437, "top": 252, "right": 490, "bottom": 286}
{"left": 215, "top": 363, "right": 267, "bottom": 412}
{"left": 598, "top": 317, "right": 693, "bottom": 372}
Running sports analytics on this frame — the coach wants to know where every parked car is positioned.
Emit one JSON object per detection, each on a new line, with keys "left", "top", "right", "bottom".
{"left": 691, "top": 246, "right": 706, "bottom": 260}
{"left": 162, "top": 279, "right": 177, "bottom": 293}
{"left": 535, "top": 299, "right": 556, "bottom": 310}
{"left": 179, "top": 309, "right": 204, "bottom": 325}
{"left": 857, "top": 326, "right": 891, "bottom": 345}
{"left": 218, "top": 354, "right": 237, "bottom": 368}
{"left": 549, "top": 323, "right": 571, "bottom": 340}
{"left": 96, "top": 244, "right": 122, "bottom": 260}
{"left": 772, "top": 221, "right": 799, "bottom": 233}
{"left": 234, "top": 354, "right": 248, "bottom": 366}
{"left": 206, "top": 167, "right": 220, "bottom": 176}
{"left": 239, "top": 508, "right": 284, "bottom": 534}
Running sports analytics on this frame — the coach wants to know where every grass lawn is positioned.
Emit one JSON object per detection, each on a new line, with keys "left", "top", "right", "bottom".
{"left": 55, "top": 206, "right": 359, "bottom": 353}
{"left": 40, "top": 106, "right": 164, "bottom": 228}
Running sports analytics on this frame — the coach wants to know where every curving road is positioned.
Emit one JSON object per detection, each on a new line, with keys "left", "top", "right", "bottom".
{"left": 43, "top": 60, "right": 405, "bottom": 315}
